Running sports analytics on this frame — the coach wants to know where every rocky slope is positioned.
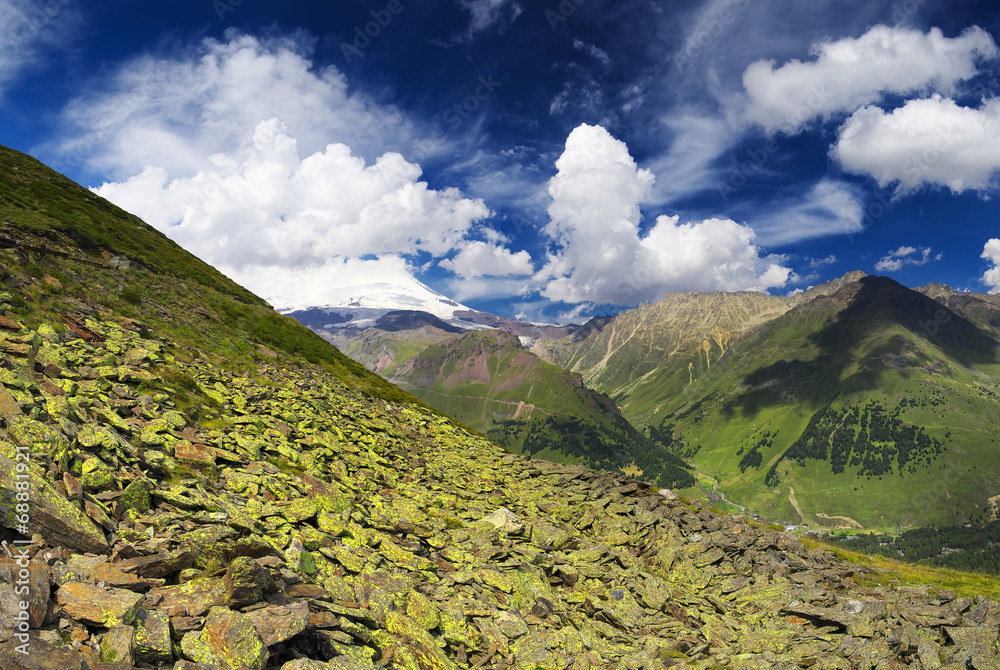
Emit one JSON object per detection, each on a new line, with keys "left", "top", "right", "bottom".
{"left": 1, "top": 145, "right": 1000, "bottom": 670}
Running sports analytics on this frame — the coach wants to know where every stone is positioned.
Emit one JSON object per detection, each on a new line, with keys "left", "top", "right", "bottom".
{"left": 175, "top": 442, "right": 216, "bottom": 465}
{"left": 119, "top": 479, "right": 152, "bottom": 514}
{"left": 100, "top": 626, "right": 135, "bottom": 666}
{"left": 0, "top": 636, "right": 83, "bottom": 670}
{"left": 173, "top": 662, "right": 224, "bottom": 670}
{"left": 149, "top": 577, "right": 228, "bottom": 617}
{"left": 478, "top": 507, "right": 524, "bottom": 533}
{"left": 244, "top": 600, "right": 309, "bottom": 646}
{"left": 224, "top": 556, "right": 271, "bottom": 608}
{"left": 135, "top": 609, "right": 173, "bottom": 665}
{"left": 90, "top": 562, "right": 145, "bottom": 591}
{"left": 118, "top": 548, "right": 194, "bottom": 578}
{"left": 79, "top": 457, "right": 115, "bottom": 491}
{"left": 55, "top": 582, "right": 144, "bottom": 627}
{"left": 0, "top": 443, "right": 108, "bottom": 554}
{"left": 199, "top": 606, "right": 269, "bottom": 670}
{"left": 180, "top": 630, "right": 222, "bottom": 667}
{"left": 63, "top": 472, "right": 83, "bottom": 503}
{"left": 0, "top": 559, "right": 50, "bottom": 628}
{"left": 284, "top": 538, "right": 316, "bottom": 575}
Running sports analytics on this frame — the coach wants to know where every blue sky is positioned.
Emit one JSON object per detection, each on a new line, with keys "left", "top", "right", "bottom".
{"left": 1, "top": 0, "right": 998, "bottom": 322}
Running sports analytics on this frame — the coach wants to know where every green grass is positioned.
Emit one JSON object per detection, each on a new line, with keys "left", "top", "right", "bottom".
{"left": 801, "top": 535, "right": 1000, "bottom": 601}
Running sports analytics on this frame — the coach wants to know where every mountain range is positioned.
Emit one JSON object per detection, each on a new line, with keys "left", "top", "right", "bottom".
{"left": 310, "top": 268, "right": 1000, "bottom": 532}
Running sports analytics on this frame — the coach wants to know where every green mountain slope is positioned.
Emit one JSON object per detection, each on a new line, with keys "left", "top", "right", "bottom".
{"left": 389, "top": 329, "right": 694, "bottom": 487}
{"left": 531, "top": 271, "right": 865, "bottom": 423}
{"left": 337, "top": 323, "right": 462, "bottom": 377}
{"left": 545, "top": 274, "right": 1000, "bottom": 530}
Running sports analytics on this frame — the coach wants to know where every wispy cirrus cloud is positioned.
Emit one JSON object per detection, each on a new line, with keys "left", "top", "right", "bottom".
{"left": 0, "top": 0, "right": 80, "bottom": 98}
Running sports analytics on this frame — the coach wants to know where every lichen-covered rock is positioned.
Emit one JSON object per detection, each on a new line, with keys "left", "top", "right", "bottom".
{"left": 118, "top": 478, "right": 152, "bottom": 514}
{"left": 100, "top": 625, "right": 135, "bottom": 666}
{"left": 0, "top": 443, "right": 108, "bottom": 554}
{"left": 244, "top": 600, "right": 309, "bottom": 646}
{"left": 0, "top": 635, "right": 83, "bottom": 670}
{"left": 134, "top": 609, "right": 173, "bottom": 665}
{"left": 0, "top": 559, "right": 49, "bottom": 628}
{"left": 55, "top": 583, "right": 144, "bottom": 627}
{"left": 223, "top": 556, "right": 271, "bottom": 608}
{"left": 199, "top": 606, "right": 269, "bottom": 670}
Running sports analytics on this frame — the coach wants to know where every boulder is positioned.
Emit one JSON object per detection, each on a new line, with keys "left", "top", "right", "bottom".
{"left": 199, "top": 606, "right": 269, "bottom": 670}
{"left": 134, "top": 609, "right": 173, "bottom": 665}
{"left": 100, "top": 626, "right": 135, "bottom": 666}
{"left": 55, "top": 583, "right": 144, "bottom": 627}
{"left": 244, "top": 600, "right": 309, "bottom": 646}
{"left": 0, "top": 443, "right": 108, "bottom": 554}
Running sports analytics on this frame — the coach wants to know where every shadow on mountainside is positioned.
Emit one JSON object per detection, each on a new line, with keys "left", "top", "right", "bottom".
{"left": 726, "top": 276, "right": 1000, "bottom": 417}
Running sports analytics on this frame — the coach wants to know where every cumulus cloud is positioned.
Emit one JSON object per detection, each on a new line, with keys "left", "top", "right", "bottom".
{"left": 439, "top": 240, "right": 533, "bottom": 278}
{"left": 749, "top": 179, "right": 865, "bottom": 246}
{"left": 980, "top": 239, "right": 1000, "bottom": 294}
{"left": 742, "top": 25, "right": 998, "bottom": 133}
{"left": 832, "top": 95, "right": 1000, "bottom": 194}
{"left": 92, "top": 118, "right": 497, "bottom": 308}
{"left": 537, "top": 124, "right": 792, "bottom": 305}
{"left": 874, "top": 246, "right": 941, "bottom": 272}
{"left": 50, "top": 32, "right": 424, "bottom": 179}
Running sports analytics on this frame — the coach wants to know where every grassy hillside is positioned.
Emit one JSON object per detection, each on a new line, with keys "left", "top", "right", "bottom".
{"left": 390, "top": 329, "right": 695, "bottom": 488}
{"left": 537, "top": 274, "right": 1000, "bottom": 531}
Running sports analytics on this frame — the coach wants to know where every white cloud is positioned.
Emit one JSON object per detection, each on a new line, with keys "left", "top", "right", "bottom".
{"left": 806, "top": 255, "right": 838, "bottom": 269}
{"left": 439, "top": 240, "right": 533, "bottom": 278}
{"left": 832, "top": 95, "right": 1000, "bottom": 195}
{"left": 92, "top": 118, "right": 494, "bottom": 308}
{"left": 573, "top": 40, "right": 611, "bottom": 67}
{"left": 537, "top": 124, "right": 792, "bottom": 304}
{"left": 981, "top": 239, "right": 1000, "bottom": 294}
{"left": 455, "top": 0, "right": 523, "bottom": 40}
{"left": 648, "top": 113, "right": 742, "bottom": 203}
{"left": 0, "top": 0, "right": 79, "bottom": 98}
{"left": 749, "top": 179, "right": 865, "bottom": 246}
{"left": 874, "top": 246, "right": 941, "bottom": 272}
{"left": 50, "top": 32, "right": 424, "bottom": 179}
{"left": 742, "top": 25, "right": 998, "bottom": 133}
